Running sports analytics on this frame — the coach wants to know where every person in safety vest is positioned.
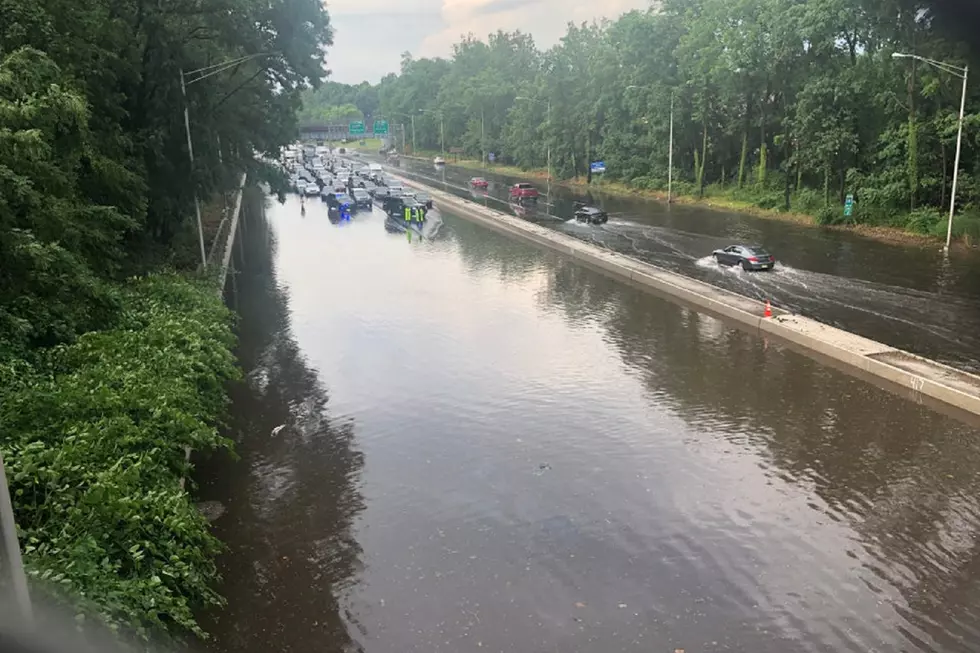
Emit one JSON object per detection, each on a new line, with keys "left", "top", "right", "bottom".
{"left": 403, "top": 203, "right": 412, "bottom": 225}
{"left": 416, "top": 205, "right": 426, "bottom": 224}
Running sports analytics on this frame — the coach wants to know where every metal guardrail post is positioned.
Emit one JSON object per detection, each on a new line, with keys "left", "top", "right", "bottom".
{"left": 0, "top": 451, "right": 33, "bottom": 625}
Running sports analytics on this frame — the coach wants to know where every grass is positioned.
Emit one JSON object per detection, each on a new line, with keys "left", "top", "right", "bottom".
{"left": 345, "top": 137, "right": 384, "bottom": 152}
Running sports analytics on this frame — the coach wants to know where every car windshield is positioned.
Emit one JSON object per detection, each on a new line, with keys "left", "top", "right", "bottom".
{"left": 353, "top": 190, "right": 369, "bottom": 198}
{"left": 335, "top": 194, "right": 350, "bottom": 202}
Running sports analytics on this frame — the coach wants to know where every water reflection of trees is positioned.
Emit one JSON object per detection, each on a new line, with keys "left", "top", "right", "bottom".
{"left": 197, "top": 191, "right": 366, "bottom": 653}
{"left": 538, "top": 254, "right": 980, "bottom": 651}
{"left": 443, "top": 213, "right": 546, "bottom": 284}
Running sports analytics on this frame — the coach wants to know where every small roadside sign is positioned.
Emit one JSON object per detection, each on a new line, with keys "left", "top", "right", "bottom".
{"left": 590, "top": 161, "right": 606, "bottom": 174}
{"left": 488, "top": 152, "right": 496, "bottom": 162}
{"left": 844, "top": 193, "right": 855, "bottom": 217}
{"left": 373, "top": 120, "right": 389, "bottom": 135}
{"left": 349, "top": 121, "right": 365, "bottom": 135}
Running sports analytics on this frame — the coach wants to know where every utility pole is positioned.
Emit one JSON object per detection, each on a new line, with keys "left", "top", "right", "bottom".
{"left": 481, "top": 107, "right": 486, "bottom": 169}
{"left": 411, "top": 114, "right": 417, "bottom": 154}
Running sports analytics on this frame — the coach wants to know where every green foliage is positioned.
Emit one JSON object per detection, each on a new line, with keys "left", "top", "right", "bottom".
{"left": 299, "top": 81, "right": 379, "bottom": 126}
{"left": 365, "top": 0, "right": 979, "bottom": 238}
{"left": 815, "top": 205, "right": 844, "bottom": 225}
{"left": 0, "top": 274, "right": 239, "bottom": 641}
{"left": 906, "top": 206, "right": 944, "bottom": 233}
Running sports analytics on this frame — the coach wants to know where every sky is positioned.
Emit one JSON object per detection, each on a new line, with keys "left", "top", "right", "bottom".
{"left": 325, "top": 0, "right": 651, "bottom": 84}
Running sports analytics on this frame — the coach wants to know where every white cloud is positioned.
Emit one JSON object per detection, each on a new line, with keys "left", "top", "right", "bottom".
{"left": 326, "top": 0, "right": 650, "bottom": 83}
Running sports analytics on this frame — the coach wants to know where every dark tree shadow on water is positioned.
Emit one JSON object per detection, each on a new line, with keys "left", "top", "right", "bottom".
{"left": 195, "top": 189, "right": 366, "bottom": 653}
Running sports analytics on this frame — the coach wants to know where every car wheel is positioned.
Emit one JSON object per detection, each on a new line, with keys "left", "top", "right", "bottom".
{"left": 713, "top": 254, "right": 721, "bottom": 265}
{"left": 741, "top": 260, "right": 751, "bottom": 272}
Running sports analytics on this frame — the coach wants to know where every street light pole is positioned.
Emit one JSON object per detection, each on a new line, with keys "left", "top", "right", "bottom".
{"left": 412, "top": 114, "right": 416, "bottom": 154}
{"left": 949, "top": 65, "right": 969, "bottom": 253}
{"left": 515, "top": 96, "right": 552, "bottom": 193}
{"left": 893, "top": 52, "right": 969, "bottom": 255}
{"left": 0, "top": 453, "right": 32, "bottom": 626}
{"left": 481, "top": 107, "right": 486, "bottom": 169}
{"left": 626, "top": 84, "right": 673, "bottom": 204}
{"left": 546, "top": 100, "right": 552, "bottom": 197}
{"left": 180, "top": 68, "right": 207, "bottom": 269}
{"left": 180, "top": 52, "right": 272, "bottom": 269}
{"left": 668, "top": 93, "right": 674, "bottom": 204}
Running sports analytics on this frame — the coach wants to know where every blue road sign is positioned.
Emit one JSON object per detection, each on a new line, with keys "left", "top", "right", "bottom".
{"left": 590, "top": 161, "right": 606, "bottom": 173}
{"left": 488, "top": 152, "right": 496, "bottom": 162}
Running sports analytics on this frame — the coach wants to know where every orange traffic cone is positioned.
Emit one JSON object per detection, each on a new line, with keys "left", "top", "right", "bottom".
{"left": 763, "top": 299, "right": 773, "bottom": 318}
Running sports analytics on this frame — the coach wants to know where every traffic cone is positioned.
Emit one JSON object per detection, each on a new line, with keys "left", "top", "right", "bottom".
{"left": 763, "top": 299, "right": 773, "bottom": 318}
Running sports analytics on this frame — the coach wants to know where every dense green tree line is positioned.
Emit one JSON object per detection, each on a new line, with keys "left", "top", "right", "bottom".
{"left": 298, "top": 80, "right": 380, "bottom": 125}
{"left": 1, "top": 0, "right": 332, "bottom": 359}
{"left": 374, "top": 0, "right": 980, "bottom": 236}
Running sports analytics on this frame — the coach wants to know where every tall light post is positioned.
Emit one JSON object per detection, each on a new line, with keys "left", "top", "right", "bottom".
{"left": 381, "top": 112, "right": 414, "bottom": 153}
{"left": 0, "top": 452, "right": 32, "bottom": 625}
{"left": 515, "top": 96, "right": 551, "bottom": 196}
{"left": 893, "top": 52, "right": 968, "bottom": 255}
{"left": 627, "top": 85, "right": 674, "bottom": 204}
{"left": 181, "top": 52, "right": 271, "bottom": 268}
{"left": 419, "top": 109, "right": 444, "bottom": 157}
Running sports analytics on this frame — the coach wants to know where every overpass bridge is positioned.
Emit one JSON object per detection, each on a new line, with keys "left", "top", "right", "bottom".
{"left": 298, "top": 123, "right": 399, "bottom": 144}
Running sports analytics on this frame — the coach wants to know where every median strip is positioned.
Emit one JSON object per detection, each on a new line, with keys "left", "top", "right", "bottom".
{"left": 395, "top": 173, "right": 980, "bottom": 422}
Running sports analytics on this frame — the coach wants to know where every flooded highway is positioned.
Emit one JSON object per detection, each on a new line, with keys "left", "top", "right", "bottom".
{"left": 199, "top": 189, "right": 980, "bottom": 653}
{"left": 390, "top": 156, "right": 980, "bottom": 373}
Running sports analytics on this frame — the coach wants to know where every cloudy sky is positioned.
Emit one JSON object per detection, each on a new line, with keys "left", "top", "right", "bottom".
{"left": 325, "top": 0, "right": 651, "bottom": 84}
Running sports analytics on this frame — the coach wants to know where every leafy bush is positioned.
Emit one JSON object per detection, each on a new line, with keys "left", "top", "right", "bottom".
{"left": 815, "top": 205, "right": 843, "bottom": 225}
{"left": 754, "top": 191, "right": 786, "bottom": 210}
{"left": 905, "top": 207, "right": 944, "bottom": 234}
{"left": 629, "top": 175, "right": 664, "bottom": 190}
{"left": 0, "top": 273, "right": 238, "bottom": 641}
{"left": 793, "top": 188, "right": 826, "bottom": 213}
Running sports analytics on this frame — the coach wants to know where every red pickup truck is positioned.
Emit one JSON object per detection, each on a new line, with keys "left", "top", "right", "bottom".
{"left": 509, "top": 182, "right": 539, "bottom": 201}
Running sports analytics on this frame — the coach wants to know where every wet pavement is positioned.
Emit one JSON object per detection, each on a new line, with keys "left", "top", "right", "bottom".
{"left": 198, "top": 189, "right": 980, "bottom": 653}
{"left": 389, "top": 157, "right": 980, "bottom": 373}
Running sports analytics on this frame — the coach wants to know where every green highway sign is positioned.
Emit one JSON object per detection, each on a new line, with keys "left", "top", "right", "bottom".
{"left": 373, "top": 120, "right": 389, "bottom": 135}
{"left": 349, "top": 121, "right": 365, "bottom": 135}
{"left": 844, "top": 193, "right": 855, "bottom": 217}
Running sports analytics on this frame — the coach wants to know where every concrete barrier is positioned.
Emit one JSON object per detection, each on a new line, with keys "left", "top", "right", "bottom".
{"left": 395, "top": 173, "right": 980, "bottom": 421}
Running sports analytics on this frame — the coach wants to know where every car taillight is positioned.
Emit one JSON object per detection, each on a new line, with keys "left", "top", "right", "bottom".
{"left": 748, "top": 257, "right": 759, "bottom": 262}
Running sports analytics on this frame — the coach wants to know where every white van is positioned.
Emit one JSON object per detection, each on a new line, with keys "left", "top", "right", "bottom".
{"left": 368, "top": 163, "right": 383, "bottom": 173}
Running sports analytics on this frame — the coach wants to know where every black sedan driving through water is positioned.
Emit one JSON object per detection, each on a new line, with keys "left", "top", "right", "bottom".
{"left": 712, "top": 244, "right": 776, "bottom": 271}
{"left": 573, "top": 203, "right": 609, "bottom": 225}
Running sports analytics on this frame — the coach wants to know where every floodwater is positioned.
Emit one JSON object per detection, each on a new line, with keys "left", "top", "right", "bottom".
{"left": 392, "top": 157, "right": 980, "bottom": 373}
{"left": 198, "top": 189, "right": 980, "bottom": 653}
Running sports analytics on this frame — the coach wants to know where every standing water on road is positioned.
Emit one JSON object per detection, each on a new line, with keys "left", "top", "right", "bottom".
{"left": 392, "top": 156, "right": 980, "bottom": 372}
{"left": 199, "top": 191, "right": 980, "bottom": 653}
